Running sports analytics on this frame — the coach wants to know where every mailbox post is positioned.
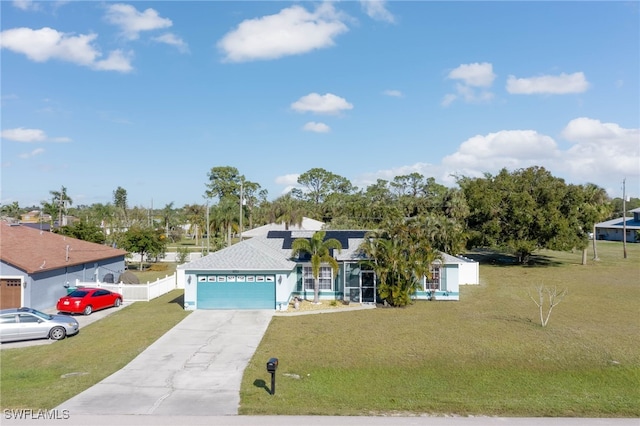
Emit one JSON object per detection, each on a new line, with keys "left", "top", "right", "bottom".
{"left": 266, "top": 357, "right": 278, "bottom": 395}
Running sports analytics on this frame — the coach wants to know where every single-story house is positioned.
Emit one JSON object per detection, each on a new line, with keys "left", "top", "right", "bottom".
{"left": 0, "top": 221, "right": 128, "bottom": 311}
{"left": 595, "top": 207, "right": 640, "bottom": 243}
{"left": 178, "top": 230, "right": 479, "bottom": 311}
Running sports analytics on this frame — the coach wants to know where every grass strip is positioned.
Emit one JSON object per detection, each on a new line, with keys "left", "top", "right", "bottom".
{"left": 0, "top": 290, "right": 189, "bottom": 409}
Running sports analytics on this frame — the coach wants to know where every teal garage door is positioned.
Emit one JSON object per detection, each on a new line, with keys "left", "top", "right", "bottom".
{"left": 197, "top": 275, "right": 275, "bottom": 309}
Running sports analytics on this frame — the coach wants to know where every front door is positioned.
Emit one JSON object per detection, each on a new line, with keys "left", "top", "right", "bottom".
{"left": 361, "top": 271, "right": 376, "bottom": 303}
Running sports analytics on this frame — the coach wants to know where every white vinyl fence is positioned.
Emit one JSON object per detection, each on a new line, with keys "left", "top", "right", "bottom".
{"left": 74, "top": 273, "right": 177, "bottom": 302}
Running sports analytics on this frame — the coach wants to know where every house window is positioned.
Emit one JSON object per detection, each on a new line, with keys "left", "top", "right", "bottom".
{"left": 303, "top": 266, "right": 333, "bottom": 291}
{"left": 425, "top": 264, "right": 441, "bottom": 291}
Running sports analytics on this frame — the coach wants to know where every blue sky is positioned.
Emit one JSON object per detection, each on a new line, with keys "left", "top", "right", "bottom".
{"left": 1, "top": 0, "right": 639, "bottom": 209}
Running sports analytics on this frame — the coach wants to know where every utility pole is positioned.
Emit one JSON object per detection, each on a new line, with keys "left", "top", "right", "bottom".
{"left": 206, "top": 200, "right": 210, "bottom": 254}
{"left": 622, "top": 178, "right": 627, "bottom": 259}
{"left": 239, "top": 181, "right": 243, "bottom": 241}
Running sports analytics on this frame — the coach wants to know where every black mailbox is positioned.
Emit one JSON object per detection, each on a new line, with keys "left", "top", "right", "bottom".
{"left": 266, "top": 357, "right": 278, "bottom": 373}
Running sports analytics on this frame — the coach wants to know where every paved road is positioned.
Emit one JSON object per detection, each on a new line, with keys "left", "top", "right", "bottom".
{"left": 2, "top": 414, "right": 636, "bottom": 426}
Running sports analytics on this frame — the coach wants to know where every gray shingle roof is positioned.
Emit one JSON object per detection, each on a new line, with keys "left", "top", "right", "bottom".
{"left": 178, "top": 230, "right": 467, "bottom": 272}
{"left": 178, "top": 237, "right": 296, "bottom": 271}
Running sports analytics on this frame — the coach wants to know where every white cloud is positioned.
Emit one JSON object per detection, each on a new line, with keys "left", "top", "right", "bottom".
{"left": 104, "top": 3, "right": 172, "bottom": 40}
{"left": 152, "top": 33, "right": 189, "bottom": 53}
{"left": 382, "top": 89, "right": 403, "bottom": 98}
{"left": 291, "top": 93, "right": 353, "bottom": 115}
{"left": 93, "top": 49, "right": 134, "bottom": 72}
{"left": 506, "top": 72, "right": 589, "bottom": 94}
{"left": 19, "top": 148, "right": 45, "bottom": 159}
{"left": 447, "top": 62, "right": 496, "bottom": 87}
{"left": 1, "top": 127, "right": 47, "bottom": 142}
{"left": 303, "top": 122, "right": 331, "bottom": 133}
{"left": 1, "top": 127, "right": 72, "bottom": 143}
{"left": 560, "top": 117, "right": 639, "bottom": 181}
{"left": 434, "top": 118, "right": 638, "bottom": 195}
{"left": 275, "top": 174, "right": 300, "bottom": 186}
{"left": 442, "top": 130, "right": 560, "bottom": 173}
{"left": 443, "top": 62, "right": 495, "bottom": 106}
{"left": 13, "top": 0, "right": 39, "bottom": 11}
{"left": 217, "top": 3, "right": 349, "bottom": 62}
{"left": 441, "top": 93, "right": 457, "bottom": 107}
{"left": 360, "top": 0, "right": 395, "bottom": 23}
{"left": 0, "top": 27, "right": 133, "bottom": 72}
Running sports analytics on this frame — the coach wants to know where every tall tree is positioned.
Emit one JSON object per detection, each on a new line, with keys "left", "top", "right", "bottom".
{"left": 297, "top": 168, "right": 354, "bottom": 206}
{"left": 575, "top": 183, "right": 612, "bottom": 263}
{"left": 159, "top": 202, "right": 177, "bottom": 238}
{"left": 459, "top": 166, "right": 596, "bottom": 263}
{"left": 205, "top": 166, "right": 242, "bottom": 200}
{"left": 113, "top": 186, "right": 128, "bottom": 225}
{"left": 291, "top": 230, "right": 342, "bottom": 304}
{"left": 211, "top": 197, "right": 239, "bottom": 247}
{"left": 48, "top": 186, "right": 73, "bottom": 226}
{"left": 183, "top": 204, "right": 206, "bottom": 245}
{"left": 270, "top": 193, "right": 305, "bottom": 230}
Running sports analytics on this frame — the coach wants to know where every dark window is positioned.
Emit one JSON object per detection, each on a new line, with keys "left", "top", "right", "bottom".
{"left": 18, "top": 314, "right": 40, "bottom": 323}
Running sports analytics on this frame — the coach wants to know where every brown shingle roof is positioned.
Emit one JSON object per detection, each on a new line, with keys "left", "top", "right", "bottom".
{"left": 0, "top": 221, "right": 128, "bottom": 274}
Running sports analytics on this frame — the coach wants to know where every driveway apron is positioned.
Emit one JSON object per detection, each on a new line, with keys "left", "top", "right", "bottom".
{"left": 56, "top": 310, "right": 274, "bottom": 416}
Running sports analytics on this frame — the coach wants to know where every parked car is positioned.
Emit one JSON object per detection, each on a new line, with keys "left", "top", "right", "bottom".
{"left": 57, "top": 287, "right": 123, "bottom": 315}
{"left": 0, "top": 307, "right": 80, "bottom": 342}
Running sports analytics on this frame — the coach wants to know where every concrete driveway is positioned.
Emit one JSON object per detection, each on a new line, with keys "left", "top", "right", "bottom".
{"left": 55, "top": 309, "right": 274, "bottom": 416}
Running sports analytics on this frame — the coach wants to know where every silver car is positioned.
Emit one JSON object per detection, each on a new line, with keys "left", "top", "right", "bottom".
{"left": 0, "top": 307, "right": 80, "bottom": 343}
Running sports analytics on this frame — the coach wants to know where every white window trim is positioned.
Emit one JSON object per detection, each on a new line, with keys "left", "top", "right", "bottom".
{"left": 424, "top": 263, "right": 441, "bottom": 291}
{"left": 302, "top": 265, "right": 334, "bottom": 291}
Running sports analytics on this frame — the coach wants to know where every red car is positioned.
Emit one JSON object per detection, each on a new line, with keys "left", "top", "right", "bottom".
{"left": 57, "top": 288, "right": 123, "bottom": 315}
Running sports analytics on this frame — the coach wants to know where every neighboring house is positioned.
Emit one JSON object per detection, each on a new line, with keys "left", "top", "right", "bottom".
{"left": 20, "top": 210, "right": 51, "bottom": 223}
{"left": 595, "top": 207, "right": 640, "bottom": 243}
{"left": 0, "top": 221, "right": 128, "bottom": 311}
{"left": 179, "top": 230, "right": 479, "bottom": 311}
{"left": 240, "top": 217, "right": 324, "bottom": 238}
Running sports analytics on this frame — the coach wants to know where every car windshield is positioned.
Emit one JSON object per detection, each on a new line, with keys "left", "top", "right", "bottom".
{"left": 19, "top": 308, "right": 52, "bottom": 320}
{"left": 68, "top": 290, "right": 89, "bottom": 297}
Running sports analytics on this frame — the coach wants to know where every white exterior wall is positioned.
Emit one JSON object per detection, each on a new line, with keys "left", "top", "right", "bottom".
{"left": 458, "top": 259, "right": 480, "bottom": 285}
{"left": 275, "top": 271, "right": 297, "bottom": 311}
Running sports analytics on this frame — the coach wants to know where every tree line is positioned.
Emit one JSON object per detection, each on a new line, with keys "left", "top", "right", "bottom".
{"left": 1, "top": 165, "right": 635, "bottom": 268}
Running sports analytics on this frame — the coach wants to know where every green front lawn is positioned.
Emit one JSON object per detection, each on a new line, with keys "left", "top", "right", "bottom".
{"left": 0, "top": 290, "right": 190, "bottom": 409}
{"left": 239, "top": 241, "right": 640, "bottom": 416}
{"left": 1, "top": 242, "right": 638, "bottom": 416}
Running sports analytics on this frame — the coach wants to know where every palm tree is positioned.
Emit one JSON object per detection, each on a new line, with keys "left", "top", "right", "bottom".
{"left": 183, "top": 204, "right": 205, "bottom": 246}
{"left": 579, "top": 183, "right": 612, "bottom": 263}
{"left": 291, "top": 230, "right": 342, "bottom": 304}
{"left": 212, "top": 197, "right": 239, "bottom": 247}
{"left": 160, "top": 202, "right": 176, "bottom": 238}
{"left": 0, "top": 201, "right": 21, "bottom": 219}
{"left": 270, "top": 193, "right": 305, "bottom": 230}
{"left": 48, "top": 186, "right": 72, "bottom": 226}
{"left": 359, "top": 220, "right": 440, "bottom": 306}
